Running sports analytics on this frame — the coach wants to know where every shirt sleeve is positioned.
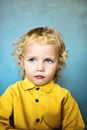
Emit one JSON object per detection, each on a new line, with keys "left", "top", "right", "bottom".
{"left": 61, "top": 91, "right": 85, "bottom": 130}
{"left": 0, "top": 87, "right": 14, "bottom": 129}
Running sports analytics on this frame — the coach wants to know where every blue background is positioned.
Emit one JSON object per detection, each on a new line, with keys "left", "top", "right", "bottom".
{"left": 0, "top": 0, "right": 87, "bottom": 127}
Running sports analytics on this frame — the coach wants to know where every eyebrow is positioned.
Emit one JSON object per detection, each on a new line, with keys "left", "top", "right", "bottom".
{"left": 24, "top": 55, "right": 57, "bottom": 60}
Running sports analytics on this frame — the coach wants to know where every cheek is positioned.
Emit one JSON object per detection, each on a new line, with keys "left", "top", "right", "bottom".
{"left": 47, "top": 66, "right": 57, "bottom": 75}
{"left": 25, "top": 69, "right": 32, "bottom": 77}
{"left": 23, "top": 63, "right": 33, "bottom": 69}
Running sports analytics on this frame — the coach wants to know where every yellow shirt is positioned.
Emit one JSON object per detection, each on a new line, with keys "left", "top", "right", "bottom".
{"left": 0, "top": 78, "right": 85, "bottom": 130}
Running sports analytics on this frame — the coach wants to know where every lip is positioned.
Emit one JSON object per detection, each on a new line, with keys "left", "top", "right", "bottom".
{"left": 34, "top": 75, "right": 45, "bottom": 79}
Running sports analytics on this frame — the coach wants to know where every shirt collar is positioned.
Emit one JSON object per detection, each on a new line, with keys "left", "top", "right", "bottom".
{"left": 23, "top": 77, "right": 54, "bottom": 93}
{"left": 23, "top": 77, "right": 35, "bottom": 90}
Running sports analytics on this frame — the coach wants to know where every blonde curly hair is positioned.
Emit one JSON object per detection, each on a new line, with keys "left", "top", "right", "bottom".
{"left": 12, "top": 26, "right": 68, "bottom": 81}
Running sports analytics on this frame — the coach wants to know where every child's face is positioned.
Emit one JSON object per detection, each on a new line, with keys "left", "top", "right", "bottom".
{"left": 21, "top": 40, "right": 58, "bottom": 85}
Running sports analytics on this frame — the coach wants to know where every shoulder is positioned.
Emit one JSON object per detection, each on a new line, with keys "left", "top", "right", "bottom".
{"left": 1, "top": 79, "right": 24, "bottom": 98}
{"left": 53, "top": 82, "right": 70, "bottom": 96}
{"left": 9, "top": 79, "right": 24, "bottom": 89}
{"left": 53, "top": 82, "right": 76, "bottom": 103}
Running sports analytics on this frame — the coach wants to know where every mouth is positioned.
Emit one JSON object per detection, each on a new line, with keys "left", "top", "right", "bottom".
{"left": 34, "top": 75, "right": 45, "bottom": 79}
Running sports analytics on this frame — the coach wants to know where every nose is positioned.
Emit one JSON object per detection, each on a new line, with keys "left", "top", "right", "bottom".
{"left": 36, "top": 62, "right": 45, "bottom": 71}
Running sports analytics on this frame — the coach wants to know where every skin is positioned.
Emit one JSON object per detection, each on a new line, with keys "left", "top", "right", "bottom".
{"left": 21, "top": 40, "right": 59, "bottom": 86}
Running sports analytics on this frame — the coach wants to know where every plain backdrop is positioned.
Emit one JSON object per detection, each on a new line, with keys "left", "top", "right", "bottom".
{"left": 0, "top": 0, "right": 87, "bottom": 127}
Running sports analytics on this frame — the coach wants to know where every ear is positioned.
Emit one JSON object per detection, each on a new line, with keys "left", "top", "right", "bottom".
{"left": 19, "top": 57, "right": 24, "bottom": 67}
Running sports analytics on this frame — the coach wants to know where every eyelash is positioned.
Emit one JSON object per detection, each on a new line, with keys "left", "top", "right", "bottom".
{"left": 28, "top": 58, "right": 54, "bottom": 63}
{"left": 45, "top": 59, "right": 53, "bottom": 63}
{"left": 28, "top": 58, "right": 36, "bottom": 62}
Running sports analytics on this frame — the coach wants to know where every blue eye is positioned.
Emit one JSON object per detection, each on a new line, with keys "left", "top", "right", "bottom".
{"left": 45, "top": 59, "right": 53, "bottom": 63}
{"left": 28, "top": 58, "right": 36, "bottom": 63}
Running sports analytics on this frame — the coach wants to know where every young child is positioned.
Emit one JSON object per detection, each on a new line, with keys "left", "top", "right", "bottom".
{"left": 0, "top": 27, "right": 85, "bottom": 130}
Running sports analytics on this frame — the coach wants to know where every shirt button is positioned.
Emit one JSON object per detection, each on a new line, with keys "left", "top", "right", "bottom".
{"left": 36, "top": 118, "right": 40, "bottom": 123}
{"left": 35, "top": 99, "right": 39, "bottom": 102}
{"left": 36, "top": 87, "right": 40, "bottom": 90}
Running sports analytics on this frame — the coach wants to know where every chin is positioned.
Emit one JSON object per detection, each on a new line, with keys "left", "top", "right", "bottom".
{"left": 34, "top": 81, "right": 46, "bottom": 86}
{"left": 35, "top": 83, "right": 45, "bottom": 86}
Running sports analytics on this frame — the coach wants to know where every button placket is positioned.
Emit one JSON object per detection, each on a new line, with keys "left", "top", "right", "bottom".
{"left": 33, "top": 86, "right": 41, "bottom": 125}
{"left": 35, "top": 87, "right": 40, "bottom": 103}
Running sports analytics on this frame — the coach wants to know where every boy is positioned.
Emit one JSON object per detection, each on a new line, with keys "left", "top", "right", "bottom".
{"left": 0, "top": 27, "right": 85, "bottom": 130}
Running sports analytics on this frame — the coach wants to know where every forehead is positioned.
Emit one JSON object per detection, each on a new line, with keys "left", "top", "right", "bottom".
{"left": 24, "top": 40, "right": 58, "bottom": 57}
